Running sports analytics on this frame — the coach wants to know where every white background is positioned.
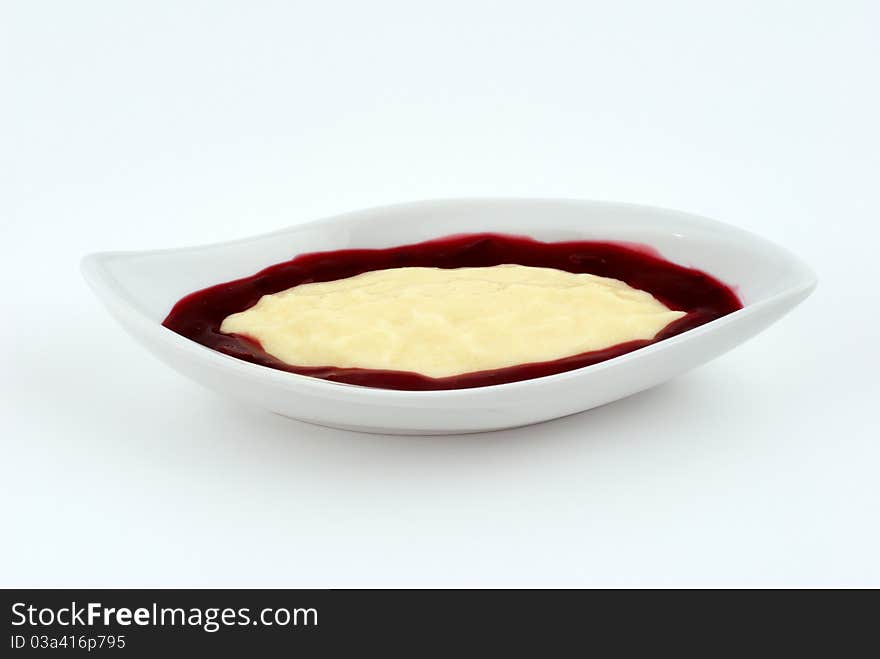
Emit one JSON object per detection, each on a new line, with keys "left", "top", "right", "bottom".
{"left": 2, "top": 1, "right": 878, "bottom": 587}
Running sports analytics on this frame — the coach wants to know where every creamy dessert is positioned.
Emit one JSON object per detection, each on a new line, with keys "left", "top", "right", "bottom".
{"left": 219, "top": 265, "right": 686, "bottom": 378}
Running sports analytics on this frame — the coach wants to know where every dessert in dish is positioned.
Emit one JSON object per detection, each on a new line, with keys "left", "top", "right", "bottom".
{"left": 85, "top": 197, "right": 816, "bottom": 434}
{"left": 163, "top": 233, "right": 742, "bottom": 390}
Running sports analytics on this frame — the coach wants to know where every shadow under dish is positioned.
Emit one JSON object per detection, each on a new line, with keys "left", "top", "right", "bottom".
{"left": 162, "top": 233, "right": 742, "bottom": 390}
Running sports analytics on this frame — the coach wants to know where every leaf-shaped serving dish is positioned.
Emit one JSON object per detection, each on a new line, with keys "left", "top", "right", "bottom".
{"left": 82, "top": 199, "right": 816, "bottom": 434}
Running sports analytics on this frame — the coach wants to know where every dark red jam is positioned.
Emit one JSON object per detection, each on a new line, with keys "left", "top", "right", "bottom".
{"left": 162, "top": 233, "right": 742, "bottom": 390}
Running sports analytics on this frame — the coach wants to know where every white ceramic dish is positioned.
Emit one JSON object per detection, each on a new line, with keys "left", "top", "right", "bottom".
{"left": 82, "top": 199, "right": 816, "bottom": 435}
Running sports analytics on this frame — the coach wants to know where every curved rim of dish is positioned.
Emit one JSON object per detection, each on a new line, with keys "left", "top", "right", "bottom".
{"left": 81, "top": 197, "right": 818, "bottom": 399}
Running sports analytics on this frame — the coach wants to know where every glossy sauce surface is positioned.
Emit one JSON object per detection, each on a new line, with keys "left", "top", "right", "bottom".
{"left": 162, "top": 233, "right": 742, "bottom": 390}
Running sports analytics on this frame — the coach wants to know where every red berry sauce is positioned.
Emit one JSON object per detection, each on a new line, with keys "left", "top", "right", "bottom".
{"left": 162, "top": 233, "right": 742, "bottom": 390}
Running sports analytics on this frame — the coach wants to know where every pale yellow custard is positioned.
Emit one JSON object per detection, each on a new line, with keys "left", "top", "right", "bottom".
{"left": 219, "top": 265, "right": 686, "bottom": 378}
